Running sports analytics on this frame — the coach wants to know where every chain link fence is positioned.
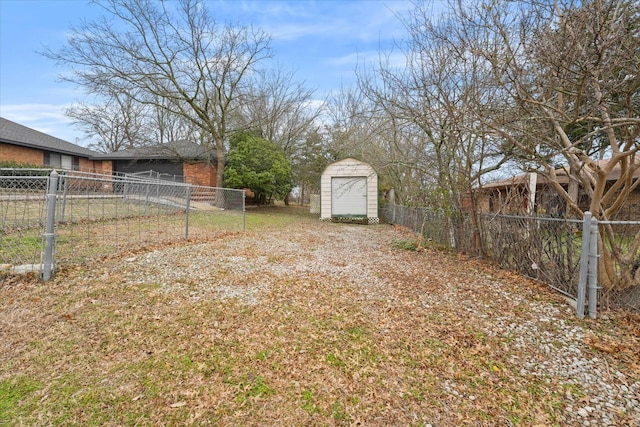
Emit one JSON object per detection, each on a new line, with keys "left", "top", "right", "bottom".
{"left": 381, "top": 204, "right": 640, "bottom": 312}
{"left": 478, "top": 214, "right": 584, "bottom": 298}
{"left": 598, "top": 220, "right": 640, "bottom": 311}
{"left": 1, "top": 168, "right": 244, "bottom": 278}
{"left": 0, "top": 173, "right": 49, "bottom": 271}
{"left": 382, "top": 205, "right": 464, "bottom": 250}
{"left": 127, "top": 170, "right": 186, "bottom": 182}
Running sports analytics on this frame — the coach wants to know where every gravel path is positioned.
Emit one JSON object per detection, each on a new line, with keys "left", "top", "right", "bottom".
{"left": 2, "top": 218, "right": 639, "bottom": 425}
{"left": 107, "top": 221, "right": 640, "bottom": 425}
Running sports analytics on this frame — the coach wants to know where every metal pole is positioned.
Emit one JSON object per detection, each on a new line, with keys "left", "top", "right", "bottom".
{"left": 576, "top": 211, "right": 591, "bottom": 318}
{"left": 243, "top": 190, "right": 246, "bottom": 232}
{"left": 60, "top": 174, "right": 68, "bottom": 222}
{"left": 587, "top": 217, "right": 599, "bottom": 319}
{"left": 145, "top": 183, "right": 149, "bottom": 215}
{"left": 42, "top": 170, "right": 58, "bottom": 281}
{"left": 185, "top": 186, "right": 191, "bottom": 239}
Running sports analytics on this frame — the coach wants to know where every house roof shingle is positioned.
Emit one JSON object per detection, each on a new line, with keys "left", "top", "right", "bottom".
{"left": 1, "top": 117, "right": 215, "bottom": 163}
{"left": 481, "top": 158, "right": 640, "bottom": 190}
{"left": 0, "top": 116, "right": 98, "bottom": 158}
{"left": 91, "top": 139, "right": 216, "bottom": 162}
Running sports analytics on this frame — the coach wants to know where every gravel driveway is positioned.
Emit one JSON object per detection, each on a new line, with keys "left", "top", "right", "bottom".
{"left": 114, "top": 220, "right": 640, "bottom": 425}
{"left": 2, "top": 214, "right": 639, "bottom": 425}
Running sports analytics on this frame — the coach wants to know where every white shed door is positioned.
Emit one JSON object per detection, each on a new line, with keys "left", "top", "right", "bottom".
{"left": 331, "top": 177, "right": 367, "bottom": 216}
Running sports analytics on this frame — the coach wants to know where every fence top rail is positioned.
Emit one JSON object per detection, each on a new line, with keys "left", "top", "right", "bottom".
{"left": 187, "top": 185, "right": 245, "bottom": 194}
{"left": 1, "top": 170, "right": 186, "bottom": 189}
{"left": 0, "top": 175, "right": 49, "bottom": 179}
{"left": 1, "top": 169, "right": 246, "bottom": 196}
{"left": 599, "top": 220, "right": 640, "bottom": 225}
{"left": 480, "top": 212, "right": 583, "bottom": 224}
{"left": 476, "top": 212, "right": 640, "bottom": 226}
{"left": 0, "top": 168, "right": 181, "bottom": 184}
{"left": 126, "top": 170, "right": 185, "bottom": 182}
{"left": 52, "top": 174, "right": 187, "bottom": 187}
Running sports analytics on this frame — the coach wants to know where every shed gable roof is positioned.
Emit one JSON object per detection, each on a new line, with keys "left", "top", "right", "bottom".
{"left": 0, "top": 116, "right": 97, "bottom": 158}
{"left": 322, "top": 158, "right": 376, "bottom": 177}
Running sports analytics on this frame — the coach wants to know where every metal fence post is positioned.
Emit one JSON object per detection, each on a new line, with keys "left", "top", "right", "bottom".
{"left": 60, "top": 174, "right": 68, "bottom": 222}
{"left": 42, "top": 170, "right": 58, "bottom": 281}
{"left": 185, "top": 186, "right": 191, "bottom": 239}
{"left": 576, "top": 211, "right": 592, "bottom": 318}
{"left": 588, "top": 217, "right": 599, "bottom": 319}
{"left": 145, "top": 183, "right": 150, "bottom": 215}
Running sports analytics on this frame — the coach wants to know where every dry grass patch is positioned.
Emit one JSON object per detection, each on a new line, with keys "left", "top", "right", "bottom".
{"left": 1, "top": 207, "right": 639, "bottom": 426}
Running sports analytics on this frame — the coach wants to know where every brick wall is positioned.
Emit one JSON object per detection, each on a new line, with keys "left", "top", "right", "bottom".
{"left": 100, "top": 160, "right": 113, "bottom": 175}
{"left": 1, "top": 143, "right": 115, "bottom": 177}
{"left": 476, "top": 187, "right": 530, "bottom": 214}
{"left": 78, "top": 158, "right": 112, "bottom": 174}
{"left": 183, "top": 161, "right": 217, "bottom": 187}
{"left": 0, "top": 143, "right": 43, "bottom": 165}
{"left": 78, "top": 158, "right": 92, "bottom": 171}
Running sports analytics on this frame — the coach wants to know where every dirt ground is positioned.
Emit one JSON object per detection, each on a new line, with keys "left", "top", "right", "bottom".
{"left": 1, "top": 210, "right": 639, "bottom": 426}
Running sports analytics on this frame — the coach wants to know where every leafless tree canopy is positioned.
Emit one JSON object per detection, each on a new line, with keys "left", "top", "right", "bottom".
{"left": 460, "top": 0, "right": 639, "bottom": 289}
{"left": 45, "top": 0, "right": 274, "bottom": 184}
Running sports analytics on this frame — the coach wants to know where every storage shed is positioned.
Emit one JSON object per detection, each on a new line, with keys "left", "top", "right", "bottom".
{"left": 320, "top": 158, "right": 378, "bottom": 224}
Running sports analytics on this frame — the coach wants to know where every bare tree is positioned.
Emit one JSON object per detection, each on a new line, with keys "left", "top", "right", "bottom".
{"left": 355, "top": 2, "right": 510, "bottom": 252}
{"left": 457, "top": 0, "right": 640, "bottom": 289}
{"left": 234, "top": 66, "right": 323, "bottom": 203}
{"left": 66, "top": 91, "right": 154, "bottom": 152}
{"left": 324, "top": 85, "right": 379, "bottom": 160}
{"left": 238, "top": 67, "right": 321, "bottom": 157}
{"left": 146, "top": 93, "right": 201, "bottom": 146}
{"left": 44, "top": 0, "right": 273, "bottom": 185}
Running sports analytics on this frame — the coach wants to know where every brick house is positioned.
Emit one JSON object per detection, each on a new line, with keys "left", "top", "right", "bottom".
{"left": 477, "top": 160, "right": 640, "bottom": 220}
{"left": 0, "top": 116, "right": 111, "bottom": 173}
{"left": 91, "top": 140, "right": 218, "bottom": 186}
{"left": 1, "top": 117, "right": 218, "bottom": 187}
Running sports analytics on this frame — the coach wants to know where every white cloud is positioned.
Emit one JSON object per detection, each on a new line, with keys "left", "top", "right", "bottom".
{"left": 2, "top": 103, "right": 70, "bottom": 121}
{"left": 223, "top": 0, "right": 410, "bottom": 43}
{"left": 1, "top": 103, "right": 82, "bottom": 143}
{"left": 326, "top": 50, "right": 406, "bottom": 69}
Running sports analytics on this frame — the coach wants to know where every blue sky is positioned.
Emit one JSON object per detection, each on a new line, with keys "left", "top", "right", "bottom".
{"left": 0, "top": 0, "right": 414, "bottom": 146}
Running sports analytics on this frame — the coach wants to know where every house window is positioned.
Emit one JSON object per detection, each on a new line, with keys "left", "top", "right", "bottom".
{"left": 61, "top": 155, "right": 72, "bottom": 170}
{"left": 44, "top": 152, "right": 74, "bottom": 169}
{"left": 44, "top": 152, "right": 58, "bottom": 167}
